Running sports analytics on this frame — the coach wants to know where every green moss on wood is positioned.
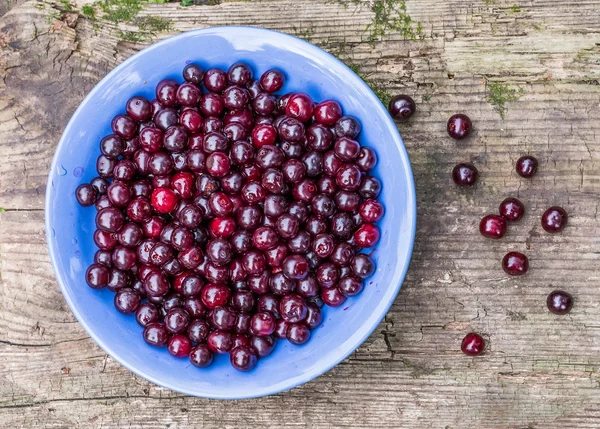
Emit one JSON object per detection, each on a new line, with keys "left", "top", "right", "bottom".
{"left": 485, "top": 80, "right": 524, "bottom": 120}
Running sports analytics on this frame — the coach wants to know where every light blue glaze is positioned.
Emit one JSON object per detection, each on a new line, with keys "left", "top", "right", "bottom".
{"left": 45, "top": 27, "right": 416, "bottom": 399}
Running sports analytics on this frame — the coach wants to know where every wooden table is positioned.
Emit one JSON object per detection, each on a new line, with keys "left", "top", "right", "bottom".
{"left": 1, "top": 0, "right": 599, "bottom": 427}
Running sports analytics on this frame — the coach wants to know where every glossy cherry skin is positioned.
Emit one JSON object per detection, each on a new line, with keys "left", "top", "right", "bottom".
{"left": 259, "top": 69, "right": 285, "bottom": 93}
{"left": 165, "top": 308, "right": 191, "bottom": 333}
{"left": 388, "top": 95, "right": 416, "bottom": 121}
{"left": 250, "top": 311, "right": 276, "bottom": 336}
{"left": 461, "top": 333, "right": 485, "bottom": 356}
{"left": 479, "top": 215, "right": 507, "bottom": 239}
{"left": 351, "top": 254, "right": 375, "bottom": 279}
{"left": 75, "top": 184, "right": 97, "bottom": 206}
{"left": 335, "top": 116, "right": 361, "bottom": 139}
{"left": 282, "top": 255, "right": 309, "bottom": 280}
{"left": 502, "top": 252, "right": 528, "bottom": 276}
{"left": 452, "top": 163, "right": 478, "bottom": 186}
{"left": 286, "top": 93, "right": 314, "bottom": 123}
{"left": 541, "top": 206, "right": 568, "bottom": 233}
{"left": 499, "top": 198, "right": 525, "bottom": 222}
{"left": 320, "top": 286, "right": 346, "bottom": 307}
{"left": 96, "top": 155, "right": 117, "bottom": 178}
{"left": 176, "top": 83, "right": 201, "bottom": 106}
{"left": 516, "top": 155, "right": 538, "bottom": 178}
{"left": 135, "top": 303, "right": 159, "bottom": 327}
{"left": 354, "top": 224, "right": 380, "bottom": 248}
{"left": 286, "top": 323, "right": 311, "bottom": 345}
{"left": 100, "top": 135, "right": 124, "bottom": 158}
{"left": 336, "top": 164, "right": 361, "bottom": 191}
{"left": 227, "top": 62, "right": 252, "bottom": 85}
{"left": 277, "top": 117, "right": 305, "bottom": 143}
{"left": 151, "top": 187, "right": 178, "bottom": 214}
{"left": 168, "top": 334, "right": 192, "bottom": 358}
{"left": 230, "top": 346, "right": 258, "bottom": 372}
{"left": 447, "top": 114, "right": 472, "bottom": 139}
{"left": 189, "top": 344, "right": 214, "bottom": 368}
{"left": 156, "top": 79, "right": 179, "bottom": 106}
{"left": 183, "top": 63, "right": 203, "bottom": 84}
{"left": 143, "top": 322, "right": 169, "bottom": 347}
{"left": 111, "top": 114, "right": 137, "bottom": 139}
{"left": 359, "top": 199, "right": 384, "bottom": 223}
{"left": 252, "top": 124, "right": 278, "bottom": 148}
{"left": 314, "top": 100, "right": 342, "bottom": 125}
{"left": 187, "top": 319, "right": 210, "bottom": 343}
{"left": 279, "top": 293, "right": 307, "bottom": 323}
{"left": 201, "top": 283, "right": 231, "bottom": 310}
{"left": 203, "top": 68, "right": 228, "bottom": 93}
{"left": 86, "top": 264, "right": 110, "bottom": 289}
{"left": 547, "top": 290, "right": 574, "bottom": 315}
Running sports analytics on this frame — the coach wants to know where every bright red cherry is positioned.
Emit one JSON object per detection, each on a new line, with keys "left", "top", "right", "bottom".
{"left": 286, "top": 92, "right": 314, "bottom": 123}
{"left": 354, "top": 224, "right": 380, "bottom": 248}
{"left": 151, "top": 187, "right": 178, "bottom": 213}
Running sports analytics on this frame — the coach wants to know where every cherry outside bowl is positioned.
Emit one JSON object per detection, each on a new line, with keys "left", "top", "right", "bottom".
{"left": 45, "top": 27, "right": 416, "bottom": 399}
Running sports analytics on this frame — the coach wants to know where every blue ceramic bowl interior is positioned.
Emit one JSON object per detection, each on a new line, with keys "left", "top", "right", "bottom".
{"left": 45, "top": 27, "right": 416, "bottom": 399}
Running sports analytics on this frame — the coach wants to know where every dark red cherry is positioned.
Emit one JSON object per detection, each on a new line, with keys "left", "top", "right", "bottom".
{"left": 156, "top": 79, "right": 179, "bottom": 107}
{"left": 335, "top": 116, "right": 361, "bottom": 139}
{"left": 189, "top": 344, "right": 213, "bottom": 368}
{"left": 228, "top": 62, "right": 252, "bottom": 86}
{"left": 479, "top": 215, "right": 507, "bottom": 239}
{"left": 541, "top": 206, "right": 567, "bottom": 233}
{"left": 335, "top": 164, "right": 361, "bottom": 191}
{"left": 314, "top": 100, "right": 342, "bottom": 125}
{"left": 277, "top": 117, "right": 305, "bottom": 143}
{"left": 502, "top": 252, "right": 528, "bottom": 276}
{"left": 499, "top": 198, "right": 525, "bottom": 222}
{"left": 516, "top": 155, "right": 538, "bottom": 178}
{"left": 179, "top": 109, "right": 203, "bottom": 133}
{"left": 547, "top": 290, "right": 574, "bottom": 315}
{"left": 203, "top": 68, "right": 228, "bottom": 93}
{"left": 388, "top": 95, "right": 416, "bottom": 121}
{"left": 282, "top": 255, "right": 309, "bottom": 280}
{"left": 75, "top": 184, "right": 97, "bottom": 206}
{"left": 452, "top": 163, "right": 478, "bottom": 186}
{"left": 151, "top": 187, "right": 178, "bottom": 213}
{"left": 111, "top": 114, "right": 137, "bottom": 139}
{"left": 447, "top": 114, "right": 472, "bottom": 139}
{"left": 177, "top": 83, "right": 201, "bottom": 106}
{"left": 461, "top": 333, "right": 485, "bottom": 356}
{"left": 286, "top": 323, "right": 310, "bottom": 345}
{"left": 260, "top": 69, "right": 285, "bottom": 93}
{"left": 338, "top": 275, "right": 364, "bottom": 297}
{"left": 286, "top": 92, "right": 314, "bottom": 122}
{"left": 126, "top": 96, "right": 152, "bottom": 121}
{"left": 183, "top": 63, "right": 204, "bottom": 85}
{"left": 230, "top": 346, "right": 257, "bottom": 371}
{"left": 143, "top": 322, "right": 169, "bottom": 347}
{"left": 201, "top": 283, "right": 231, "bottom": 310}
{"left": 354, "top": 223, "right": 380, "bottom": 248}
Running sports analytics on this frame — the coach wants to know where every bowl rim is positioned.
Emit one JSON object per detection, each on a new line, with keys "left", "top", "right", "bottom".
{"left": 45, "top": 25, "right": 417, "bottom": 399}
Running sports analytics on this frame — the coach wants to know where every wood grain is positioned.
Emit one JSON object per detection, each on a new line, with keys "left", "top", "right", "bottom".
{"left": 1, "top": 0, "right": 600, "bottom": 427}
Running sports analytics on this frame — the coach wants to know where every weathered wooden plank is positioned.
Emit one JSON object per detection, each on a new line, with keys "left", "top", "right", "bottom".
{"left": 1, "top": 0, "right": 600, "bottom": 427}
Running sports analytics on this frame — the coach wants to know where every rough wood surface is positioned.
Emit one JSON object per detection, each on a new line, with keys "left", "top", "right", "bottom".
{"left": 1, "top": 0, "right": 600, "bottom": 427}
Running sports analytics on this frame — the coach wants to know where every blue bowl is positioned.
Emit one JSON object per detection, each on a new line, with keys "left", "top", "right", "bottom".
{"left": 45, "top": 27, "right": 416, "bottom": 399}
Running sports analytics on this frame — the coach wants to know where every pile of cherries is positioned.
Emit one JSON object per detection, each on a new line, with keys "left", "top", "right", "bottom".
{"left": 388, "top": 95, "right": 573, "bottom": 357}
{"left": 76, "top": 62, "right": 384, "bottom": 371}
